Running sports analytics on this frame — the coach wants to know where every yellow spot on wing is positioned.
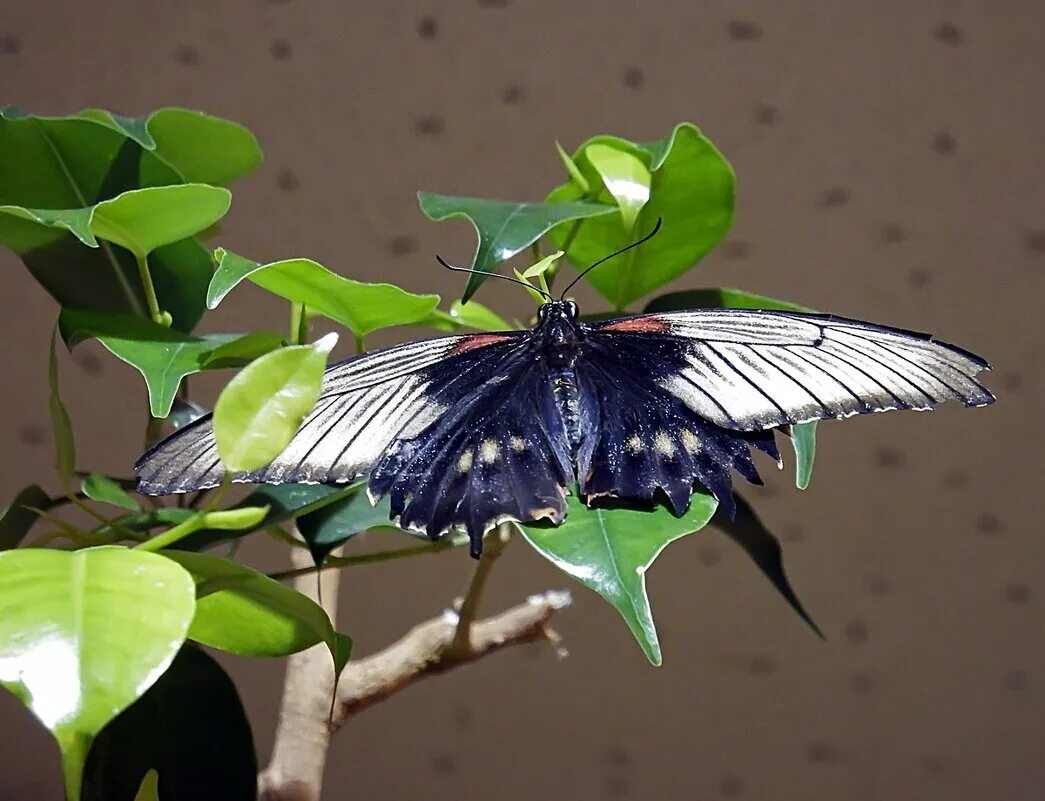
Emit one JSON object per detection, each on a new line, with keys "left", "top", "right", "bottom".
{"left": 626, "top": 434, "right": 644, "bottom": 453}
{"left": 480, "top": 439, "right": 501, "bottom": 464}
{"left": 457, "top": 449, "right": 473, "bottom": 473}
{"left": 680, "top": 428, "right": 701, "bottom": 454}
{"left": 654, "top": 430, "right": 676, "bottom": 457}
{"left": 510, "top": 436, "right": 528, "bottom": 452}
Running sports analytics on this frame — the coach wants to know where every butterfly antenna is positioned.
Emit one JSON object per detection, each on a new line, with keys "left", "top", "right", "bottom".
{"left": 558, "top": 217, "right": 663, "bottom": 300}
{"left": 436, "top": 255, "right": 553, "bottom": 301}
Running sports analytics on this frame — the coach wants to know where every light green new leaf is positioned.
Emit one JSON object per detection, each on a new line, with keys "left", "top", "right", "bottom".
{"left": 81, "top": 475, "right": 139, "bottom": 512}
{"left": 163, "top": 551, "right": 352, "bottom": 678}
{"left": 209, "top": 249, "right": 440, "bottom": 338}
{"left": 60, "top": 310, "right": 283, "bottom": 418}
{"left": 91, "top": 184, "right": 231, "bottom": 258}
{"left": 422, "top": 299, "right": 512, "bottom": 333}
{"left": 48, "top": 329, "right": 75, "bottom": 485}
{"left": 144, "top": 108, "right": 262, "bottom": 187}
{"left": 548, "top": 123, "right": 734, "bottom": 310}
{"left": 417, "top": 191, "right": 616, "bottom": 302}
{"left": 555, "top": 141, "right": 591, "bottom": 194}
{"left": 0, "top": 485, "right": 51, "bottom": 550}
{"left": 585, "top": 143, "right": 651, "bottom": 231}
{"left": 0, "top": 547, "right": 196, "bottom": 801}
{"left": 213, "top": 334, "right": 336, "bottom": 472}
{"left": 790, "top": 422, "right": 817, "bottom": 490}
{"left": 520, "top": 494, "right": 718, "bottom": 665}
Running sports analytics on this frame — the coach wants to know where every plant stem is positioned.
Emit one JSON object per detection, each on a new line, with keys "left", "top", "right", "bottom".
{"left": 446, "top": 523, "right": 511, "bottom": 659}
{"left": 289, "top": 303, "right": 309, "bottom": 346}
{"left": 267, "top": 540, "right": 456, "bottom": 581}
{"left": 135, "top": 252, "right": 166, "bottom": 326}
{"left": 135, "top": 476, "right": 231, "bottom": 552}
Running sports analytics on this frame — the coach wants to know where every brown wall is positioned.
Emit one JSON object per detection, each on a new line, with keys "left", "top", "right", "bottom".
{"left": 1, "top": 1, "right": 1042, "bottom": 799}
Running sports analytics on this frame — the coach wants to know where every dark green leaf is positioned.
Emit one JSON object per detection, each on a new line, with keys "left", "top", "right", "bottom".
{"left": 548, "top": 123, "right": 734, "bottom": 310}
{"left": 299, "top": 491, "right": 396, "bottom": 565}
{"left": 82, "top": 645, "right": 256, "bottom": 801}
{"left": 710, "top": 494, "right": 822, "bottom": 637}
{"left": 0, "top": 547, "right": 196, "bottom": 801}
{"left": 81, "top": 475, "right": 139, "bottom": 512}
{"left": 213, "top": 334, "right": 335, "bottom": 472}
{"left": 209, "top": 249, "right": 440, "bottom": 337}
{"left": 520, "top": 494, "right": 718, "bottom": 665}
{"left": 0, "top": 485, "right": 50, "bottom": 549}
{"left": 417, "top": 191, "right": 615, "bottom": 301}
{"left": 644, "top": 288, "right": 815, "bottom": 314}
{"left": 49, "top": 329, "right": 76, "bottom": 485}
{"left": 60, "top": 310, "right": 282, "bottom": 418}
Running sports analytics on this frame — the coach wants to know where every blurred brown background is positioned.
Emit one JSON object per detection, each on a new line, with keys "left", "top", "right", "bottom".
{"left": 1, "top": 1, "right": 1042, "bottom": 799}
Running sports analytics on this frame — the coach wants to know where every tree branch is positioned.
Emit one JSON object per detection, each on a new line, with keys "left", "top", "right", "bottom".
{"left": 331, "top": 589, "right": 572, "bottom": 730}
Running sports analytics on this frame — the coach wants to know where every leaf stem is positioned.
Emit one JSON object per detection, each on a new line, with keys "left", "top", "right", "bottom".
{"left": 135, "top": 475, "right": 231, "bottom": 552}
{"left": 289, "top": 303, "right": 309, "bottom": 345}
{"left": 267, "top": 540, "right": 457, "bottom": 581}
{"left": 135, "top": 252, "right": 166, "bottom": 326}
{"left": 446, "top": 523, "right": 511, "bottom": 659}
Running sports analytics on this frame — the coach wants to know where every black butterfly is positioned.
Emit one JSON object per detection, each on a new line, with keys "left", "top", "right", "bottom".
{"left": 136, "top": 231, "right": 995, "bottom": 557}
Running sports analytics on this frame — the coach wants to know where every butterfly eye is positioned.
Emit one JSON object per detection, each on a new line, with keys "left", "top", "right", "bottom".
{"left": 565, "top": 300, "right": 579, "bottom": 319}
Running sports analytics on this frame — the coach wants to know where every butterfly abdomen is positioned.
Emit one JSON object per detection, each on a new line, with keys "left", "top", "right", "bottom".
{"left": 550, "top": 368, "right": 584, "bottom": 459}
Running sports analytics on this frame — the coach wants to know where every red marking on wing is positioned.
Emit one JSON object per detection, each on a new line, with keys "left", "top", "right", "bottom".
{"left": 448, "top": 333, "right": 516, "bottom": 356}
{"left": 598, "top": 316, "right": 672, "bottom": 334}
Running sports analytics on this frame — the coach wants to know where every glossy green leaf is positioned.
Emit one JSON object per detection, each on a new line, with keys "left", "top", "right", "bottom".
{"left": 790, "top": 422, "right": 817, "bottom": 490}
{"left": 0, "top": 547, "right": 196, "bottom": 801}
{"left": 710, "top": 494, "right": 822, "bottom": 637}
{"left": 417, "top": 191, "right": 615, "bottom": 301}
{"left": 60, "top": 310, "right": 283, "bottom": 418}
{"left": 83, "top": 645, "right": 256, "bottom": 801}
{"left": 209, "top": 249, "right": 440, "bottom": 337}
{"left": 48, "top": 329, "right": 76, "bottom": 485}
{"left": 90, "top": 185, "right": 231, "bottom": 258}
{"left": 143, "top": 108, "right": 261, "bottom": 187}
{"left": 585, "top": 143, "right": 651, "bottom": 231}
{"left": 644, "top": 288, "right": 815, "bottom": 314}
{"left": 548, "top": 123, "right": 734, "bottom": 310}
{"left": 213, "top": 334, "right": 335, "bottom": 472}
{"left": 520, "top": 494, "right": 718, "bottom": 665}
{"left": 555, "top": 141, "right": 591, "bottom": 194}
{"left": 163, "top": 551, "right": 352, "bottom": 677}
{"left": 81, "top": 475, "right": 139, "bottom": 512}
{"left": 0, "top": 485, "right": 50, "bottom": 550}
{"left": 298, "top": 490, "right": 396, "bottom": 565}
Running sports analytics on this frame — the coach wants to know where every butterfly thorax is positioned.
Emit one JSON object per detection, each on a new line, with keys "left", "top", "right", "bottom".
{"left": 535, "top": 300, "right": 585, "bottom": 456}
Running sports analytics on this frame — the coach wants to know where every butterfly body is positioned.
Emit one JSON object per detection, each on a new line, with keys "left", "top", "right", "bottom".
{"left": 137, "top": 300, "right": 994, "bottom": 557}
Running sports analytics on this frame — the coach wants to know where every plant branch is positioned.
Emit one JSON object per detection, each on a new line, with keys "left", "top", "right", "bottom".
{"left": 446, "top": 524, "right": 510, "bottom": 659}
{"left": 330, "top": 588, "right": 571, "bottom": 730}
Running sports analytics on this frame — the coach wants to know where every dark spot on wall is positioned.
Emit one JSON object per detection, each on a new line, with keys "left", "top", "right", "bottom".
{"left": 605, "top": 745, "right": 631, "bottom": 767}
{"left": 921, "top": 755, "right": 949, "bottom": 777}
{"left": 606, "top": 774, "right": 630, "bottom": 797}
{"left": 907, "top": 268, "right": 931, "bottom": 288}
{"left": 873, "top": 447, "right": 906, "bottom": 468}
{"left": 276, "top": 168, "right": 300, "bottom": 192}
{"left": 502, "top": 84, "right": 524, "bottom": 104}
{"left": 728, "top": 20, "right": 762, "bottom": 41}
{"left": 864, "top": 573, "right": 892, "bottom": 596}
{"left": 1002, "top": 668, "right": 1028, "bottom": 691}
{"left": 805, "top": 740, "right": 841, "bottom": 763}
{"left": 934, "top": 22, "right": 964, "bottom": 45}
{"left": 0, "top": 34, "right": 21, "bottom": 55}
{"left": 622, "top": 66, "right": 644, "bottom": 89}
{"left": 1000, "top": 371, "right": 1023, "bottom": 392}
{"left": 270, "top": 39, "right": 292, "bottom": 61}
{"left": 818, "top": 186, "right": 850, "bottom": 207}
{"left": 748, "top": 654, "right": 776, "bottom": 676}
{"left": 698, "top": 545, "right": 721, "bottom": 566}
{"left": 879, "top": 223, "right": 907, "bottom": 243}
{"left": 849, "top": 672, "right": 876, "bottom": 695}
{"left": 417, "top": 15, "right": 438, "bottom": 40}
{"left": 430, "top": 753, "right": 458, "bottom": 774}
{"left": 844, "top": 619, "right": 869, "bottom": 645}
{"left": 974, "top": 512, "right": 1002, "bottom": 536}
{"left": 781, "top": 523, "right": 804, "bottom": 543}
{"left": 932, "top": 132, "right": 956, "bottom": 154}
{"left": 754, "top": 103, "right": 778, "bottom": 126}
{"left": 1026, "top": 231, "right": 1045, "bottom": 253}
{"left": 942, "top": 468, "right": 967, "bottom": 489}
{"left": 1005, "top": 582, "right": 1030, "bottom": 605}
{"left": 451, "top": 704, "right": 472, "bottom": 731}
{"left": 719, "top": 774, "right": 746, "bottom": 797}
{"left": 722, "top": 239, "right": 751, "bottom": 260}
{"left": 415, "top": 115, "right": 445, "bottom": 135}
{"left": 73, "top": 351, "right": 103, "bottom": 376}
{"left": 18, "top": 423, "right": 45, "bottom": 446}
{"left": 388, "top": 234, "right": 418, "bottom": 256}
{"left": 478, "top": 0, "right": 509, "bottom": 7}
{"left": 174, "top": 45, "right": 200, "bottom": 66}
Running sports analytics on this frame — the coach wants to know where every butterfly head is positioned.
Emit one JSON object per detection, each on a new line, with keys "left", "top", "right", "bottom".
{"left": 536, "top": 300, "right": 581, "bottom": 367}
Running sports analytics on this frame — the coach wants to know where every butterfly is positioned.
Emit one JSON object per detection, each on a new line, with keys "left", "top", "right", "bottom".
{"left": 136, "top": 226, "right": 995, "bottom": 557}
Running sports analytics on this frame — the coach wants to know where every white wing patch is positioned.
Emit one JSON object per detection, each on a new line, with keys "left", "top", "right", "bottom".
{"left": 652, "top": 310, "right": 994, "bottom": 431}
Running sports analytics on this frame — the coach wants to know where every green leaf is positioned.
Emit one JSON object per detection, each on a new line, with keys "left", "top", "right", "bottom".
{"left": 90, "top": 184, "right": 231, "bottom": 258}
{"left": 298, "top": 490, "right": 396, "bottom": 565}
{"left": 83, "top": 646, "right": 256, "bottom": 801}
{"left": 81, "top": 475, "right": 139, "bottom": 512}
{"left": 0, "top": 205, "right": 96, "bottom": 246}
{"left": 199, "top": 506, "right": 270, "bottom": 531}
{"left": 0, "top": 547, "right": 196, "bottom": 801}
{"left": 555, "top": 141, "right": 591, "bottom": 194}
{"left": 790, "top": 421, "right": 817, "bottom": 490}
{"left": 209, "top": 249, "right": 440, "bottom": 338}
{"left": 213, "top": 334, "right": 335, "bottom": 472}
{"left": 585, "top": 143, "right": 651, "bottom": 231}
{"left": 520, "top": 250, "right": 564, "bottom": 280}
{"left": 143, "top": 108, "right": 262, "bottom": 187}
{"left": 0, "top": 485, "right": 51, "bottom": 549}
{"left": 133, "top": 771, "right": 160, "bottom": 801}
{"left": 422, "top": 299, "right": 511, "bottom": 333}
{"left": 75, "top": 109, "right": 156, "bottom": 150}
{"left": 644, "top": 288, "right": 815, "bottom": 314}
{"left": 417, "top": 191, "right": 616, "bottom": 301}
{"left": 163, "top": 552, "right": 352, "bottom": 678}
{"left": 60, "top": 310, "right": 283, "bottom": 418}
{"left": 547, "top": 123, "right": 734, "bottom": 310}
{"left": 48, "top": 329, "right": 75, "bottom": 485}
{"left": 520, "top": 494, "right": 718, "bottom": 665}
